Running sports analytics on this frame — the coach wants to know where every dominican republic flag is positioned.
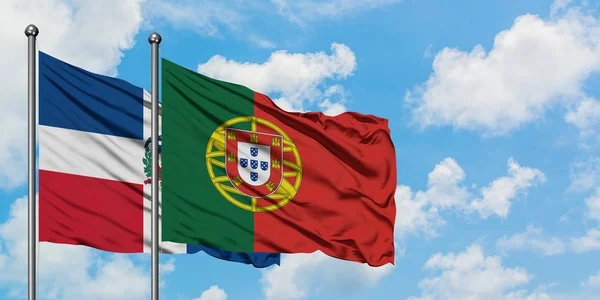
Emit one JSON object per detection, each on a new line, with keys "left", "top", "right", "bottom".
{"left": 37, "top": 51, "right": 280, "bottom": 268}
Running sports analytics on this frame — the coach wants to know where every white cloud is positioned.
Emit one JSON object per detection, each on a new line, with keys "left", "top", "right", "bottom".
{"left": 143, "top": 0, "right": 243, "bottom": 37}
{"left": 496, "top": 225, "right": 566, "bottom": 256}
{"left": 144, "top": 0, "right": 399, "bottom": 47}
{"left": 504, "top": 290, "right": 552, "bottom": 300}
{"left": 272, "top": 0, "right": 401, "bottom": 25}
{"left": 247, "top": 35, "right": 277, "bottom": 49}
{"left": 318, "top": 99, "right": 347, "bottom": 116}
{"left": 260, "top": 251, "right": 393, "bottom": 300}
{"left": 160, "top": 257, "right": 176, "bottom": 273}
{"left": 500, "top": 188, "right": 600, "bottom": 255}
{"left": 394, "top": 158, "right": 467, "bottom": 239}
{"left": 394, "top": 185, "right": 445, "bottom": 239}
{"left": 571, "top": 228, "right": 600, "bottom": 253}
{"left": 423, "top": 44, "right": 434, "bottom": 58}
{"left": 569, "top": 156, "right": 600, "bottom": 192}
{"left": 396, "top": 157, "right": 545, "bottom": 238}
{"left": 61, "top": 255, "right": 149, "bottom": 300}
{"left": 468, "top": 158, "right": 546, "bottom": 219}
{"left": 581, "top": 270, "right": 600, "bottom": 289}
{"left": 568, "top": 173, "right": 600, "bottom": 255}
{"left": 585, "top": 188, "right": 600, "bottom": 222}
{"left": 409, "top": 244, "right": 535, "bottom": 300}
{"left": 422, "top": 157, "right": 470, "bottom": 209}
{"left": 159, "top": 257, "right": 176, "bottom": 288}
{"left": 317, "top": 85, "right": 348, "bottom": 116}
{"left": 406, "top": 5, "right": 600, "bottom": 136}
{"left": 0, "top": 196, "right": 152, "bottom": 299}
{"left": 550, "top": 0, "right": 574, "bottom": 17}
{"left": 565, "top": 97, "right": 600, "bottom": 137}
{"left": 0, "top": 0, "right": 144, "bottom": 189}
{"left": 194, "top": 285, "right": 228, "bottom": 300}
{"left": 197, "top": 42, "right": 356, "bottom": 113}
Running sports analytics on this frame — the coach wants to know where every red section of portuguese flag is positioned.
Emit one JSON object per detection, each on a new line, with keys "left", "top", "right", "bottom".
{"left": 253, "top": 92, "right": 397, "bottom": 265}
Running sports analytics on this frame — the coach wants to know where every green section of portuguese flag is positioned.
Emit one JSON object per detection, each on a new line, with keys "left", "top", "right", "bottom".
{"left": 161, "top": 58, "right": 255, "bottom": 252}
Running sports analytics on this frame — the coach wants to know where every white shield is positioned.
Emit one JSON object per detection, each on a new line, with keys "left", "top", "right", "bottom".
{"left": 238, "top": 142, "right": 271, "bottom": 186}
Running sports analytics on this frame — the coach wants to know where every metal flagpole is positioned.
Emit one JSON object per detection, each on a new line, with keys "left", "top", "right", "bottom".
{"left": 148, "top": 32, "right": 162, "bottom": 300}
{"left": 25, "top": 24, "right": 39, "bottom": 300}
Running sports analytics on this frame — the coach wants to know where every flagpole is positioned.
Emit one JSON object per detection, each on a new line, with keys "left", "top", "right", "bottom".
{"left": 25, "top": 24, "right": 39, "bottom": 300}
{"left": 148, "top": 32, "right": 162, "bottom": 300}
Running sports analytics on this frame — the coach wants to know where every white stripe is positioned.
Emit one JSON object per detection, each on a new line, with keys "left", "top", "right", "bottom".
{"left": 140, "top": 90, "right": 188, "bottom": 253}
{"left": 39, "top": 125, "right": 145, "bottom": 183}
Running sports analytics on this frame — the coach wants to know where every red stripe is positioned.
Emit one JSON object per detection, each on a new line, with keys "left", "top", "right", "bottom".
{"left": 39, "top": 170, "right": 144, "bottom": 253}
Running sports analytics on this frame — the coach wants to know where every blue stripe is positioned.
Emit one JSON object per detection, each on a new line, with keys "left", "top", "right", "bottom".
{"left": 39, "top": 51, "right": 144, "bottom": 140}
{"left": 186, "top": 244, "right": 280, "bottom": 268}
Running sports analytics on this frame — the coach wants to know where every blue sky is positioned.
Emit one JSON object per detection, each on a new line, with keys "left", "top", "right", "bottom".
{"left": 1, "top": 0, "right": 600, "bottom": 299}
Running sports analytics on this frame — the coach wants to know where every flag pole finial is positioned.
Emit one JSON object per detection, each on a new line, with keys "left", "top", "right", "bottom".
{"left": 148, "top": 32, "right": 162, "bottom": 44}
{"left": 24, "top": 24, "right": 39, "bottom": 37}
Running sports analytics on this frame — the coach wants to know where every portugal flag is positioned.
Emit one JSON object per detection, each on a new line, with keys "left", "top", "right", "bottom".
{"left": 161, "top": 58, "right": 397, "bottom": 266}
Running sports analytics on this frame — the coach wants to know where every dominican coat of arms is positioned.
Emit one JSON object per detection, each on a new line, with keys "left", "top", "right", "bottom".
{"left": 143, "top": 135, "right": 162, "bottom": 185}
